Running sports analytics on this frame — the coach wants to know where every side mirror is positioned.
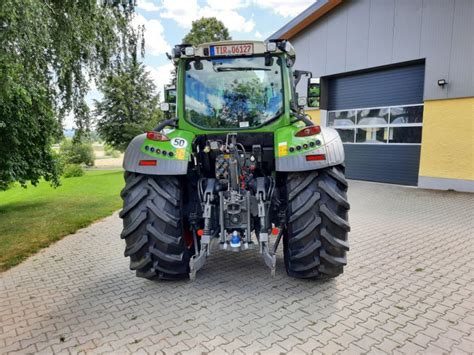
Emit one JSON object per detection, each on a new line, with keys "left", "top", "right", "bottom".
{"left": 307, "top": 77, "right": 320, "bottom": 109}
{"left": 297, "top": 96, "right": 307, "bottom": 108}
{"left": 164, "top": 86, "right": 176, "bottom": 103}
{"left": 293, "top": 70, "right": 312, "bottom": 86}
{"left": 160, "top": 102, "right": 170, "bottom": 112}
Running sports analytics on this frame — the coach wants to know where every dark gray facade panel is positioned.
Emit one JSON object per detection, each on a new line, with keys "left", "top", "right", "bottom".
{"left": 392, "top": 0, "right": 423, "bottom": 63}
{"left": 420, "top": 0, "right": 455, "bottom": 100}
{"left": 367, "top": 0, "right": 395, "bottom": 68}
{"left": 327, "top": 64, "right": 425, "bottom": 110}
{"left": 343, "top": 145, "right": 421, "bottom": 186}
{"left": 448, "top": 0, "right": 474, "bottom": 98}
{"left": 325, "top": 6, "right": 348, "bottom": 74}
{"left": 345, "top": 0, "right": 370, "bottom": 71}
{"left": 285, "top": 0, "right": 473, "bottom": 101}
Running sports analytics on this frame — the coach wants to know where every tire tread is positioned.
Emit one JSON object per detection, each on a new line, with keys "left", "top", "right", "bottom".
{"left": 120, "top": 173, "right": 190, "bottom": 280}
{"left": 284, "top": 165, "right": 350, "bottom": 279}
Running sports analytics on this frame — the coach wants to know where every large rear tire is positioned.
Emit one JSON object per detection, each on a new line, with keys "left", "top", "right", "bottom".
{"left": 119, "top": 172, "right": 192, "bottom": 280}
{"left": 283, "top": 165, "right": 350, "bottom": 279}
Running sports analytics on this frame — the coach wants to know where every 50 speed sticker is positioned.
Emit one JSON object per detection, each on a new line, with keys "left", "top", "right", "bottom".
{"left": 170, "top": 137, "right": 187, "bottom": 148}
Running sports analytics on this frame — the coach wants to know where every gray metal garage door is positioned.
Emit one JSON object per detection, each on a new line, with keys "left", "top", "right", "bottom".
{"left": 326, "top": 63, "right": 425, "bottom": 186}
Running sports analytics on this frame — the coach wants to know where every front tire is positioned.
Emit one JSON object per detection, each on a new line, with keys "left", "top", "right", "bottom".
{"left": 283, "top": 165, "right": 350, "bottom": 279}
{"left": 119, "top": 172, "right": 192, "bottom": 280}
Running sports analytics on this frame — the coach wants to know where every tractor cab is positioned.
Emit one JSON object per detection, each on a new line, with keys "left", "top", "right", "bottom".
{"left": 166, "top": 40, "right": 297, "bottom": 132}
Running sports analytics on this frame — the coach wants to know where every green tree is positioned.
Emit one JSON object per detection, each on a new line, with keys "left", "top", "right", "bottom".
{"left": 72, "top": 101, "right": 92, "bottom": 144}
{"left": 94, "top": 61, "right": 162, "bottom": 152}
{"left": 60, "top": 140, "right": 95, "bottom": 167}
{"left": 182, "top": 17, "right": 231, "bottom": 46}
{"left": 0, "top": 0, "right": 141, "bottom": 190}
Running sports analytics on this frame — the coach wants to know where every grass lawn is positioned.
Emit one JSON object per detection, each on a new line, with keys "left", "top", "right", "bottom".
{"left": 0, "top": 170, "right": 124, "bottom": 271}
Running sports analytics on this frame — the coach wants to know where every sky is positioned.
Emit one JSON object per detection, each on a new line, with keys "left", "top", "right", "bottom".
{"left": 68, "top": 0, "right": 317, "bottom": 129}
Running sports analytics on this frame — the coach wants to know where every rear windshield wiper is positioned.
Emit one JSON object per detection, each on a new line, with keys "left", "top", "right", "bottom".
{"left": 215, "top": 67, "right": 271, "bottom": 72}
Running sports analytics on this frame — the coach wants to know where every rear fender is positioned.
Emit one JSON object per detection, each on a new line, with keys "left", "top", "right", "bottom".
{"left": 274, "top": 125, "right": 345, "bottom": 172}
{"left": 123, "top": 129, "right": 195, "bottom": 175}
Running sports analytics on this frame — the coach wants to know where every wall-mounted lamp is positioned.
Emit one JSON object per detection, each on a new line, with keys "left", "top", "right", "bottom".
{"left": 438, "top": 79, "right": 448, "bottom": 87}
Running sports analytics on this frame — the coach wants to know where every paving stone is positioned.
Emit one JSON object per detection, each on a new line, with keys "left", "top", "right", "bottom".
{"left": 294, "top": 338, "right": 325, "bottom": 353}
{"left": 0, "top": 182, "right": 473, "bottom": 354}
{"left": 373, "top": 337, "right": 401, "bottom": 353}
{"left": 353, "top": 335, "right": 380, "bottom": 351}
{"left": 339, "top": 343, "right": 367, "bottom": 355}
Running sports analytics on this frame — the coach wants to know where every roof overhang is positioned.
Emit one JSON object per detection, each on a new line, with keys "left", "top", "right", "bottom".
{"left": 268, "top": 0, "right": 342, "bottom": 40}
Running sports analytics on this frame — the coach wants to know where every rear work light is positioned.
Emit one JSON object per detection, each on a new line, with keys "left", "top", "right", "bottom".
{"left": 146, "top": 131, "right": 169, "bottom": 141}
{"left": 295, "top": 125, "right": 321, "bottom": 137}
{"left": 306, "top": 154, "right": 326, "bottom": 161}
{"left": 139, "top": 160, "right": 157, "bottom": 166}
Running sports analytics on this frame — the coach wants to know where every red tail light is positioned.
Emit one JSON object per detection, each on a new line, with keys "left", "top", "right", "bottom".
{"left": 295, "top": 126, "right": 321, "bottom": 137}
{"left": 139, "top": 160, "right": 157, "bottom": 166}
{"left": 146, "top": 131, "right": 169, "bottom": 141}
{"left": 306, "top": 154, "right": 326, "bottom": 161}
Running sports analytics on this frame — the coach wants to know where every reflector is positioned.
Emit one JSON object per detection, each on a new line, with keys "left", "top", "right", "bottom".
{"left": 139, "top": 160, "right": 157, "bottom": 166}
{"left": 306, "top": 154, "right": 326, "bottom": 161}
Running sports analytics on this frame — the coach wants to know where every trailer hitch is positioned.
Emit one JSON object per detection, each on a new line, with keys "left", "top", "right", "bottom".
{"left": 259, "top": 232, "right": 277, "bottom": 277}
{"left": 261, "top": 209, "right": 286, "bottom": 277}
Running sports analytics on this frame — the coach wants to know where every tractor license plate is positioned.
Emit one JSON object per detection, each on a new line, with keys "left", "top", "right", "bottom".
{"left": 210, "top": 44, "right": 254, "bottom": 56}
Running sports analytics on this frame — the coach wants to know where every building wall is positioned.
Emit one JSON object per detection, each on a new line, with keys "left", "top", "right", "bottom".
{"left": 291, "top": 0, "right": 473, "bottom": 191}
{"left": 418, "top": 97, "right": 474, "bottom": 191}
{"left": 291, "top": 0, "right": 474, "bottom": 101}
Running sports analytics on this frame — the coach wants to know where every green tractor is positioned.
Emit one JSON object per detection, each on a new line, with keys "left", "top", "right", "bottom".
{"left": 120, "top": 40, "right": 350, "bottom": 281}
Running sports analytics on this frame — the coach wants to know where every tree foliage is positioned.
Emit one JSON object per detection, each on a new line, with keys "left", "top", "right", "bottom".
{"left": 60, "top": 140, "right": 95, "bottom": 167}
{"left": 95, "top": 61, "right": 162, "bottom": 152}
{"left": 182, "top": 17, "right": 231, "bottom": 46}
{"left": 62, "top": 164, "right": 85, "bottom": 178}
{"left": 0, "top": 0, "right": 141, "bottom": 189}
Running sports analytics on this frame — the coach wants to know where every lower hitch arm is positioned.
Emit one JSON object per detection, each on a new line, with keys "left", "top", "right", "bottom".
{"left": 272, "top": 209, "right": 287, "bottom": 254}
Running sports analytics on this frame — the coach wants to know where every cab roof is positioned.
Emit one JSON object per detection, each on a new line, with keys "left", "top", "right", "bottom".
{"left": 170, "top": 40, "right": 295, "bottom": 62}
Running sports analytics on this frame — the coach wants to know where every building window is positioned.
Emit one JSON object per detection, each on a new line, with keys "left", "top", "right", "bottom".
{"left": 388, "top": 127, "right": 423, "bottom": 143}
{"left": 327, "top": 104, "right": 423, "bottom": 144}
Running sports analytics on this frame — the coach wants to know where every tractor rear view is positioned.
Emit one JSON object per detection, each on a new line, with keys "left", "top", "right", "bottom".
{"left": 120, "top": 40, "right": 350, "bottom": 280}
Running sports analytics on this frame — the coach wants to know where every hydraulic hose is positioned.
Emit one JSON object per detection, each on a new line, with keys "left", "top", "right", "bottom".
{"left": 301, "top": 115, "right": 314, "bottom": 126}
{"left": 291, "top": 110, "right": 314, "bottom": 126}
{"left": 153, "top": 118, "right": 178, "bottom": 132}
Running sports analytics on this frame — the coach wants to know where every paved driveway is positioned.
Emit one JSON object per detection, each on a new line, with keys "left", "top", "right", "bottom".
{"left": 1, "top": 181, "right": 473, "bottom": 354}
